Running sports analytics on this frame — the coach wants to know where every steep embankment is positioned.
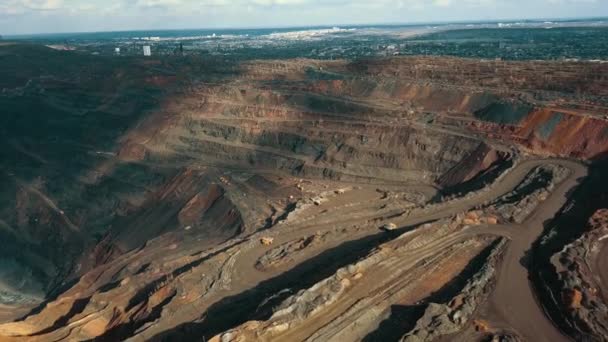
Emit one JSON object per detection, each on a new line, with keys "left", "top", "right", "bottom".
{"left": 0, "top": 44, "right": 178, "bottom": 304}
{"left": 471, "top": 106, "right": 608, "bottom": 159}
{"left": 0, "top": 44, "right": 241, "bottom": 307}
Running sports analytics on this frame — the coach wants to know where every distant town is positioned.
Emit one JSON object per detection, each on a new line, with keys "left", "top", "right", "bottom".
{"left": 6, "top": 19, "right": 608, "bottom": 61}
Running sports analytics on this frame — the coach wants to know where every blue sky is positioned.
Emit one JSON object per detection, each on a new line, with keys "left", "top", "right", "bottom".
{"left": 1, "top": 0, "right": 607, "bottom": 35}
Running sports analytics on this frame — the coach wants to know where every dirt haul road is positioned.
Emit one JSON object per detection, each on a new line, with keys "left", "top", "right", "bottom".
{"left": 481, "top": 160, "right": 587, "bottom": 342}
{"left": 0, "top": 157, "right": 585, "bottom": 342}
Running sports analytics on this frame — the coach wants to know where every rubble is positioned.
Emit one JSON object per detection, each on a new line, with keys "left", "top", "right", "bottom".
{"left": 401, "top": 239, "right": 507, "bottom": 342}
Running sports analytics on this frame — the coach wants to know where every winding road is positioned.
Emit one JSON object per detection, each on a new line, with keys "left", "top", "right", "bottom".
{"left": 481, "top": 160, "right": 587, "bottom": 342}
{"left": 8, "top": 156, "right": 584, "bottom": 342}
{"left": 137, "top": 158, "right": 587, "bottom": 341}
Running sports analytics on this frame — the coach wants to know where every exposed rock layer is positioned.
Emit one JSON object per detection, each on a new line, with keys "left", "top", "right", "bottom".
{"left": 0, "top": 44, "right": 607, "bottom": 341}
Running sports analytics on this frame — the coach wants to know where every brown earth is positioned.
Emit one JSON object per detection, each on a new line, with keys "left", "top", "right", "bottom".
{"left": 0, "top": 44, "right": 607, "bottom": 341}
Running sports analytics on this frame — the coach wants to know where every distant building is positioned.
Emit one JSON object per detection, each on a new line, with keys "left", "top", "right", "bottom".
{"left": 143, "top": 45, "right": 151, "bottom": 56}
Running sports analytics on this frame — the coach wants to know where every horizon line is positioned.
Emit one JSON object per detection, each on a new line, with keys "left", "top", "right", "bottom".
{"left": 4, "top": 15, "right": 607, "bottom": 39}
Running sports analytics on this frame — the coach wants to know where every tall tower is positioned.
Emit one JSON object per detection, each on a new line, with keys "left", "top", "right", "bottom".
{"left": 143, "top": 45, "right": 151, "bottom": 56}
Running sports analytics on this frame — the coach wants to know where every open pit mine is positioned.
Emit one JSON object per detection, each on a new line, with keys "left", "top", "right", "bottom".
{"left": 1, "top": 43, "right": 608, "bottom": 342}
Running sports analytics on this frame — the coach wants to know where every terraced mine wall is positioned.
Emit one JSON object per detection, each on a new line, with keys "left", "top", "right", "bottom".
{"left": 347, "top": 57, "right": 608, "bottom": 97}
{"left": 0, "top": 45, "right": 239, "bottom": 303}
{"left": 1, "top": 44, "right": 608, "bottom": 341}
{"left": 471, "top": 107, "right": 608, "bottom": 159}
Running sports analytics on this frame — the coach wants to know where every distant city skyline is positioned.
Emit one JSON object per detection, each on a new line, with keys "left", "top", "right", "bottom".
{"left": 1, "top": 0, "right": 607, "bottom": 36}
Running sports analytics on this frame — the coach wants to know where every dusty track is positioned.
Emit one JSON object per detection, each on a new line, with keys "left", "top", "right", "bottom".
{"left": 480, "top": 161, "right": 587, "bottom": 342}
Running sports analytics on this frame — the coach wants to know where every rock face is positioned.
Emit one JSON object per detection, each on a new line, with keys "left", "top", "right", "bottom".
{"left": 438, "top": 143, "right": 511, "bottom": 188}
{"left": 401, "top": 239, "right": 507, "bottom": 342}
{"left": 0, "top": 44, "right": 607, "bottom": 341}
{"left": 551, "top": 209, "right": 608, "bottom": 340}
{"left": 473, "top": 108, "right": 608, "bottom": 160}
{"left": 0, "top": 44, "right": 182, "bottom": 303}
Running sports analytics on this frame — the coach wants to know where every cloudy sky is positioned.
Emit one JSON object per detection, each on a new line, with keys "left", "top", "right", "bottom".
{"left": 1, "top": 0, "right": 607, "bottom": 35}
